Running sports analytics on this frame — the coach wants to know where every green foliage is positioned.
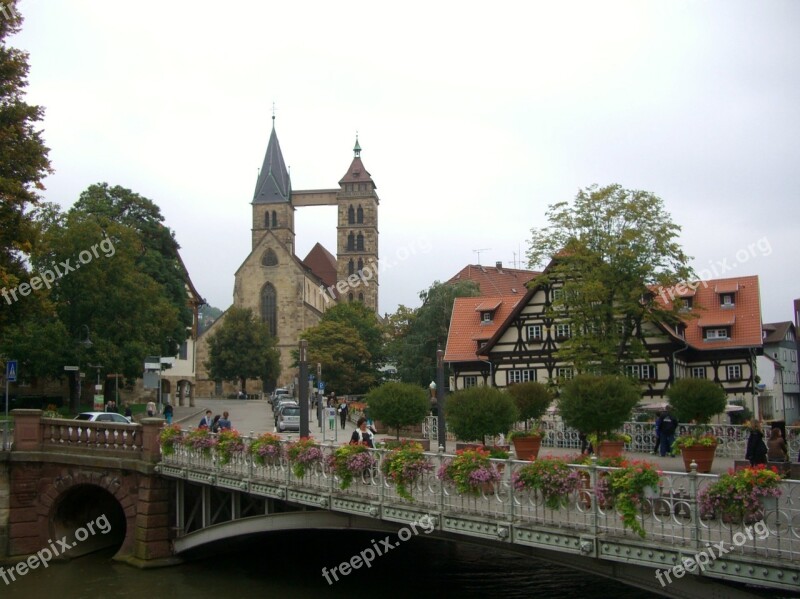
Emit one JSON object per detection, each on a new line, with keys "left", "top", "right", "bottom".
{"left": 667, "top": 378, "right": 726, "bottom": 425}
{"left": 506, "top": 382, "right": 552, "bottom": 427}
{"left": 557, "top": 374, "right": 639, "bottom": 441}
{"left": 205, "top": 307, "right": 280, "bottom": 391}
{"left": 526, "top": 184, "right": 694, "bottom": 374}
{"left": 386, "top": 280, "right": 480, "bottom": 386}
{"left": 365, "top": 382, "right": 429, "bottom": 440}
{"left": 380, "top": 441, "right": 433, "bottom": 501}
{"left": 445, "top": 386, "right": 519, "bottom": 442}
{"left": 299, "top": 320, "right": 374, "bottom": 394}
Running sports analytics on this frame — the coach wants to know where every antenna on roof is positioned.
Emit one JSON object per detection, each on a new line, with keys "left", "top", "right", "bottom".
{"left": 272, "top": 101, "right": 276, "bottom": 123}
{"left": 473, "top": 248, "right": 490, "bottom": 265}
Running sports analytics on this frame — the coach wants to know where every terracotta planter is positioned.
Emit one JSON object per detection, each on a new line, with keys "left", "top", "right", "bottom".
{"left": 679, "top": 443, "right": 717, "bottom": 473}
{"left": 512, "top": 435, "right": 542, "bottom": 461}
{"left": 597, "top": 440, "right": 625, "bottom": 458}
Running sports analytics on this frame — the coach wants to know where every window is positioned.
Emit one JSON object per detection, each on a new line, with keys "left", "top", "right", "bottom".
{"left": 555, "top": 323, "right": 571, "bottom": 339}
{"left": 348, "top": 205, "right": 355, "bottom": 224}
{"left": 481, "top": 312, "right": 493, "bottom": 323}
{"left": 527, "top": 324, "right": 542, "bottom": 340}
{"left": 680, "top": 297, "right": 693, "bottom": 311}
{"left": 358, "top": 292, "right": 364, "bottom": 302}
{"left": 557, "top": 367, "right": 573, "bottom": 380}
{"left": 262, "top": 249, "right": 278, "bottom": 267}
{"left": 179, "top": 341, "right": 188, "bottom": 360}
{"left": 625, "top": 364, "right": 656, "bottom": 380}
{"left": 260, "top": 283, "right": 277, "bottom": 337}
{"left": 792, "top": 350, "right": 797, "bottom": 363}
{"left": 347, "top": 232, "right": 355, "bottom": 251}
{"left": 552, "top": 288, "right": 564, "bottom": 302}
{"left": 509, "top": 369, "right": 536, "bottom": 384}
{"left": 348, "top": 292, "right": 354, "bottom": 302}
{"left": 358, "top": 258, "right": 364, "bottom": 271}
{"left": 727, "top": 364, "right": 742, "bottom": 380}
{"left": 357, "top": 205, "right": 364, "bottom": 223}
{"left": 356, "top": 233, "right": 364, "bottom": 251}
{"left": 348, "top": 259, "right": 355, "bottom": 275}
{"left": 720, "top": 293, "right": 735, "bottom": 307}
{"left": 691, "top": 366, "right": 705, "bottom": 379}
{"left": 705, "top": 328, "right": 729, "bottom": 340}
{"left": 271, "top": 211, "right": 277, "bottom": 228}
{"left": 463, "top": 376, "right": 477, "bottom": 388}
{"left": 264, "top": 212, "right": 270, "bottom": 228}
{"left": 477, "top": 341, "right": 487, "bottom": 350}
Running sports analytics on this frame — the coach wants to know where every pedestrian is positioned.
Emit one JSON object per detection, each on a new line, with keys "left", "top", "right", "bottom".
{"left": 218, "top": 411, "right": 232, "bottom": 431}
{"left": 767, "top": 427, "right": 789, "bottom": 462}
{"left": 652, "top": 412, "right": 662, "bottom": 455}
{"left": 210, "top": 414, "right": 221, "bottom": 433}
{"left": 339, "top": 400, "right": 348, "bottom": 429}
{"left": 199, "top": 409, "right": 213, "bottom": 428}
{"left": 327, "top": 405, "right": 336, "bottom": 431}
{"left": 124, "top": 403, "right": 132, "bottom": 419}
{"left": 658, "top": 408, "right": 678, "bottom": 457}
{"left": 350, "top": 417, "right": 375, "bottom": 448}
{"left": 579, "top": 431, "right": 593, "bottom": 455}
{"left": 146, "top": 400, "right": 156, "bottom": 418}
{"left": 163, "top": 402, "right": 174, "bottom": 425}
{"left": 744, "top": 421, "right": 768, "bottom": 466}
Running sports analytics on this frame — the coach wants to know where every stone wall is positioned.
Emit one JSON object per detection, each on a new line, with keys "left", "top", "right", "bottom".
{"left": 0, "top": 458, "right": 8, "bottom": 559}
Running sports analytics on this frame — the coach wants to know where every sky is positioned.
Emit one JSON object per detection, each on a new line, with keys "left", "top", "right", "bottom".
{"left": 10, "top": 0, "right": 800, "bottom": 323}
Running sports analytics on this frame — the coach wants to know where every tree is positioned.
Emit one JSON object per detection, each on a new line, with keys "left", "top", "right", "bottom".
{"left": 506, "top": 382, "right": 553, "bottom": 429}
{"left": 386, "top": 280, "right": 480, "bottom": 386}
{"left": 0, "top": 3, "right": 53, "bottom": 330}
{"left": 365, "top": 382, "right": 429, "bottom": 440}
{"left": 205, "top": 307, "right": 280, "bottom": 393}
{"left": 557, "top": 374, "right": 640, "bottom": 441}
{"left": 319, "top": 302, "right": 385, "bottom": 370}
{"left": 300, "top": 320, "right": 374, "bottom": 394}
{"left": 666, "top": 378, "right": 726, "bottom": 425}
{"left": 526, "top": 184, "right": 694, "bottom": 374}
{"left": 445, "top": 386, "right": 519, "bottom": 443}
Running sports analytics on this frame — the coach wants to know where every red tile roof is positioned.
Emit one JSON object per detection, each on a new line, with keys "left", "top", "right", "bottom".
{"left": 338, "top": 156, "right": 376, "bottom": 187}
{"left": 444, "top": 295, "right": 522, "bottom": 362}
{"left": 447, "top": 263, "right": 539, "bottom": 296}
{"left": 302, "top": 243, "right": 338, "bottom": 289}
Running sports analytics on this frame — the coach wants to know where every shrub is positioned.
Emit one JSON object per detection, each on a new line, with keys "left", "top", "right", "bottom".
{"left": 506, "top": 381, "right": 552, "bottom": 430}
{"left": 445, "top": 386, "right": 519, "bottom": 443}
{"left": 366, "top": 382, "right": 430, "bottom": 440}
{"left": 667, "top": 378, "right": 726, "bottom": 425}
{"left": 558, "top": 374, "right": 639, "bottom": 442}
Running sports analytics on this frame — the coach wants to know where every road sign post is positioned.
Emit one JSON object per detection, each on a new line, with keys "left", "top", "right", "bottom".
{"left": 5, "top": 359, "right": 18, "bottom": 426}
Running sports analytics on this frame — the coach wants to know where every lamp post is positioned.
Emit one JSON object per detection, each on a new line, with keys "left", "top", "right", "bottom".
{"left": 299, "top": 340, "right": 309, "bottom": 437}
{"left": 73, "top": 326, "right": 93, "bottom": 413}
{"left": 436, "top": 349, "right": 446, "bottom": 450}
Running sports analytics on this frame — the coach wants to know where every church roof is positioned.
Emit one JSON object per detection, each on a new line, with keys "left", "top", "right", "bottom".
{"left": 302, "top": 243, "right": 338, "bottom": 289}
{"left": 339, "top": 138, "right": 375, "bottom": 187}
{"left": 253, "top": 123, "right": 291, "bottom": 204}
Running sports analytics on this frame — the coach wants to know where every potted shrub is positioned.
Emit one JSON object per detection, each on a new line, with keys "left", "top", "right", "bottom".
{"left": 286, "top": 437, "right": 323, "bottom": 478}
{"left": 558, "top": 374, "right": 639, "bottom": 457}
{"left": 159, "top": 423, "right": 183, "bottom": 456}
{"left": 365, "top": 382, "right": 430, "bottom": 440}
{"left": 512, "top": 455, "right": 583, "bottom": 509}
{"left": 506, "top": 382, "right": 553, "bottom": 460}
{"left": 328, "top": 444, "right": 377, "bottom": 489}
{"left": 667, "top": 378, "right": 726, "bottom": 473}
{"left": 185, "top": 427, "right": 217, "bottom": 457}
{"left": 445, "top": 386, "right": 519, "bottom": 448}
{"left": 437, "top": 446, "right": 502, "bottom": 496}
{"left": 216, "top": 429, "right": 245, "bottom": 464}
{"left": 248, "top": 432, "right": 283, "bottom": 467}
{"left": 698, "top": 464, "right": 783, "bottom": 523}
{"left": 380, "top": 440, "right": 434, "bottom": 500}
{"left": 595, "top": 460, "right": 661, "bottom": 538}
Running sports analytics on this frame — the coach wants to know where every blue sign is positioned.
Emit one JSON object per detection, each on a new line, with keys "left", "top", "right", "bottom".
{"left": 318, "top": 381, "right": 325, "bottom": 392}
{"left": 6, "top": 360, "right": 17, "bottom": 382}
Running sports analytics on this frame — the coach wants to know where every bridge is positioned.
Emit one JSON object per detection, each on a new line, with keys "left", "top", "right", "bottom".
{"left": 1, "top": 410, "right": 799, "bottom": 598}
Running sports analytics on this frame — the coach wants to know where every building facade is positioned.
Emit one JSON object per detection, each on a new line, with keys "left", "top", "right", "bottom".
{"left": 757, "top": 322, "right": 799, "bottom": 424}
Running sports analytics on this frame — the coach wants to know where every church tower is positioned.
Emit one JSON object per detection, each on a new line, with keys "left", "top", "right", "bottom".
{"left": 336, "top": 137, "right": 379, "bottom": 311}
{"left": 251, "top": 117, "right": 295, "bottom": 255}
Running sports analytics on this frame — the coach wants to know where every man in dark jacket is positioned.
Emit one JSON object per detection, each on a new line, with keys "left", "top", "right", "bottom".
{"left": 658, "top": 409, "right": 678, "bottom": 457}
{"left": 745, "top": 422, "right": 768, "bottom": 466}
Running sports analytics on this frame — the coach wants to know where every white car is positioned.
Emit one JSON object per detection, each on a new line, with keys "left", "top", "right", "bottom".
{"left": 74, "top": 412, "right": 133, "bottom": 424}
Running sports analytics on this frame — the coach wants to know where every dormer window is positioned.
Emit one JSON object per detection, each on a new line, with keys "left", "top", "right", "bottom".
{"left": 705, "top": 328, "right": 730, "bottom": 340}
{"left": 720, "top": 293, "right": 735, "bottom": 307}
{"left": 680, "top": 297, "right": 693, "bottom": 311}
{"left": 481, "top": 312, "right": 493, "bottom": 323}
{"left": 478, "top": 340, "right": 488, "bottom": 350}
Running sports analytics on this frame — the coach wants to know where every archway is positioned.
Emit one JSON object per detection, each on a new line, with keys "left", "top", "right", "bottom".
{"left": 50, "top": 484, "right": 127, "bottom": 558}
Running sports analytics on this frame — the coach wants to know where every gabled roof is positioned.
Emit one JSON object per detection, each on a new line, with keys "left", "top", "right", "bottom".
{"left": 444, "top": 295, "right": 522, "bottom": 362}
{"left": 339, "top": 156, "right": 375, "bottom": 187}
{"left": 447, "top": 263, "right": 539, "bottom": 296}
{"left": 762, "top": 321, "right": 793, "bottom": 345}
{"left": 253, "top": 124, "right": 291, "bottom": 204}
{"left": 302, "top": 242, "right": 338, "bottom": 289}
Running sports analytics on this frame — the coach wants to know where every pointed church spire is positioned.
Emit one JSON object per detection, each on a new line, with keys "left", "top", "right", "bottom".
{"left": 353, "top": 134, "right": 361, "bottom": 158}
{"left": 253, "top": 117, "right": 291, "bottom": 204}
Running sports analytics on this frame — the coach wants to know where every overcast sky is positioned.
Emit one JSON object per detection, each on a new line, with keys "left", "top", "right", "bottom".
{"left": 11, "top": 0, "right": 800, "bottom": 323}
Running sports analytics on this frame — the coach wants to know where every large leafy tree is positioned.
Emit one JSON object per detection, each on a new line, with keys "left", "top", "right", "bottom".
{"left": 319, "top": 302, "right": 385, "bottom": 371}
{"left": 300, "top": 320, "right": 373, "bottom": 394}
{"left": 0, "top": 3, "right": 52, "bottom": 330}
{"left": 205, "top": 307, "right": 280, "bottom": 393}
{"left": 527, "top": 184, "right": 694, "bottom": 374}
{"left": 386, "top": 280, "right": 480, "bottom": 386}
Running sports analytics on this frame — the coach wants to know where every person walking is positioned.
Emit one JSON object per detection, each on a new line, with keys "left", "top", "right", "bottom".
{"left": 163, "top": 402, "right": 174, "bottom": 425}
{"left": 327, "top": 405, "right": 336, "bottom": 431}
{"left": 146, "top": 400, "right": 156, "bottom": 418}
{"left": 652, "top": 412, "right": 662, "bottom": 455}
{"left": 350, "top": 417, "right": 375, "bottom": 448}
{"left": 218, "top": 411, "right": 232, "bottom": 431}
{"left": 767, "top": 427, "right": 789, "bottom": 462}
{"left": 338, "top": 400, "right": 348, "bottom": 429}
{"left": 658, "top": 409, "right": 678, "bottom": 457}
{"left": 745, "top": 421, "right": 768, "bottom": 466}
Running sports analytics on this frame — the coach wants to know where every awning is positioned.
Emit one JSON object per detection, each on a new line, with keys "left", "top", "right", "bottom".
{"left": 697, "top": 315, "right": 736, "bottom": 327}
{"left": 475, "top": 300, "right": 503, "bottom": 312}
{"left": 714, "top": 282, "right": 740, "bottom": 294}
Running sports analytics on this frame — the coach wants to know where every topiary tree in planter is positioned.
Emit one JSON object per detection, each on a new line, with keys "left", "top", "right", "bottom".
{"left": 445, "top": 386, "right": 519, "bottom": 446}
{"left": 365, "top": 382, "right": 430, "bottom": 440}
{"left": 558, "top": 374, "right": 639, "bottom": 456}
{"left": 506, "top": 382, "right": 553, "bottom": 460}
{"left": 666, "top": 378, "right": 727, "bottom": 472}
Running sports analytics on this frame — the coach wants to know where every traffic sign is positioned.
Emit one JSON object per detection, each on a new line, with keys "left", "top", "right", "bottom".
{"left": 6, "top": 360, "right": 17, "bottom": 382}
{"left": 64, "top": 365, "right": 79, "bottom": 371}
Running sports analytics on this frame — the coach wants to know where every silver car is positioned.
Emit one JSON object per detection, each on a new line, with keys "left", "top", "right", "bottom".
{"left": 277, "top": 404, "right": 300, "bottom": 432}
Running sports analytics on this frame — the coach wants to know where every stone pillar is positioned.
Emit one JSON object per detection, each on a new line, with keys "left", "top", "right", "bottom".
{"left": 12, "top": 409, "right": 43, "bottom": 451}
{"left": 133, "top": 474, "right": 172, "bottom": 561}
{"left": 140, "top": 418, "right": 164, "bottom": 463}
{"left": 189, "top": 383, "right": 195, "bottom": 408}
{"left": 0, "top": 460, "right": 9, "bottom": 558}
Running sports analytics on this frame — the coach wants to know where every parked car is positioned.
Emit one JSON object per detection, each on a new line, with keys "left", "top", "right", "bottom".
{"left": 276, "top": 404, "right": 301, "bottom": 432}
{"left": 74, "top": 412, "right": 133, "bottom": 424}
{"left": 274, "top": 401, "right": 298, "bottom": 427}
{"left": 273, "top": 396, "right": 296, "bottom": 412}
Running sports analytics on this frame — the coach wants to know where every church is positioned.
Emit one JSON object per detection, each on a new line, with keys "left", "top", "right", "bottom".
{"left": 194, "top": 119, "right": 380, "bottom": 396}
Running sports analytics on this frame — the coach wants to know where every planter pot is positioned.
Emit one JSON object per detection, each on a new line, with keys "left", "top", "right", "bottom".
{"left": 597, "top": 440, "right": 625, "bottom": 458}
{"left": 512, "top": 435, "right": 542, "bottom": 461}
{"left": 679, "top": 443, "right": 717, "bottom": 473}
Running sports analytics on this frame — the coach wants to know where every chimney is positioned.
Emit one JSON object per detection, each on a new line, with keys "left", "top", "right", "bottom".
{"left": 495, "top": 261, "right": 503, "bottom": 270}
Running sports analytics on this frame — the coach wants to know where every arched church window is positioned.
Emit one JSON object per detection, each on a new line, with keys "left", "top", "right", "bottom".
{"left": 357, "top": 258, "right": 363, "bottom": 271}
{"left": 271, "top": 211, "right": 277, "bottom": 228}
{"left": 262, "top": 249, "right": 278, "bottom": 267}
{"left": 358, "top": 292, "right": 364, "bottom": 303}
{"left": 357, "top": 205, "right": 364, "bottom": 223}
{"left": 348, "top": 292, "right": 354, "bottom": 302}
{"left": 348, "top": 205, "right": 355, "bottom": 224}
{"left": 356, "top": 233, "right": 364, "bottom": 251}
{"left": 261, "top": 283, "right": 277, "bottom": 337}
{"left": 264, "top": 212, "right": 270, "bottom": 229}
{"left": 348, "top": 259, "right": 355, "bottom": 275}
{"left": 347, "top": 232, "right": 355, "bottom": 251}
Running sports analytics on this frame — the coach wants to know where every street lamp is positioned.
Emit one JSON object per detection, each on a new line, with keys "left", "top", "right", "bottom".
{"left": 436, "top": 349, "right": 445, "bottom": 450}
